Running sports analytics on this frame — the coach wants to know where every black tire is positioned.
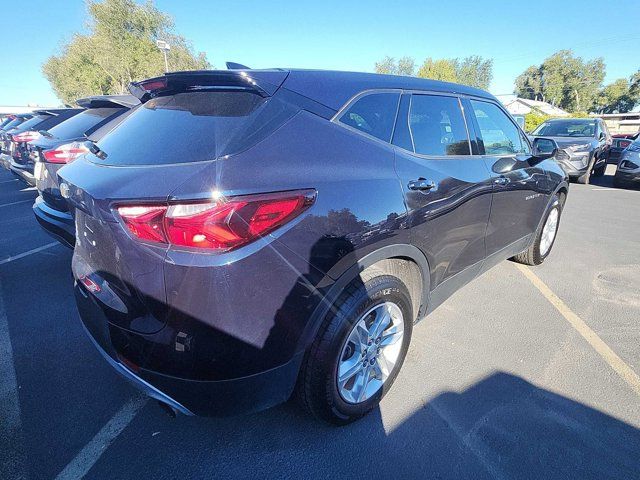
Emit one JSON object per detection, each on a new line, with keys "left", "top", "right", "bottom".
{"left": 512, "top": 195, "right": 562, "bottom": 266}
{"left": 592, "top": 160, "right": 606, "bottom": 177}
{"left": 296, "top": 271, "right": 413, "bottom": 425}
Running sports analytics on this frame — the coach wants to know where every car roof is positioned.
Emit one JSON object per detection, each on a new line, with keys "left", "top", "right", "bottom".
{"left": 161, "top": 68, "right": 496, "bottom": 112}
{"left": 546, "top": 118, "right": 596, "bottom": 122}
{"left": 280, "top": 69, "right": 495, "bottom": 110}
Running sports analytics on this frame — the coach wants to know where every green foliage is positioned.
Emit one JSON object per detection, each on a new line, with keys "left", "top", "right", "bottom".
{"left": 524, "top": 111, "right": 550, "bottom": 133}
{"left": 594, "top": 75, "right": 640, "bottom": 114}
{"left": 374, "top": 56, "right": 415, "bottom": 76}
{"left": 515, "top": 50, "right": 608, "bottom": 113}
{"left": 376, "top": 54, "right": 493, "bottom": 89}
{"left": 43, "top": 0, "right": 210, "bottom": 105}
{"left": 416, "top": 58, "right": 457, "bottom": 83}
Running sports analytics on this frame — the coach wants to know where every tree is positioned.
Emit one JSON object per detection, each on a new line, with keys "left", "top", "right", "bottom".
{"left": 455, "top": 55, "right": 493, "bottom": 90}
{"left": 515, "top": 66, "right": 544, "bottom": 101}
{"left": 514, "top": 50, "right": 605, "bottom": 113}
{"left": 43, "top": 0, "right": 210, "bottom": 105}
{"left": 416, "top": 58, "right": 457, "bottom": 83}
{"left": 374, "top": 56, "right": 415, "bottom": 76}
{"left": 374, "top": 56, "right": 397, "bottom": 75}
{"left": 396, "top": 56, "right": 415, "bottom": 76}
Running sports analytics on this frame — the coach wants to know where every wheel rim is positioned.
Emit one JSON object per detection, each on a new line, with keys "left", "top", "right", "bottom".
{"left": 539, "top": 207, "right": 559, "bottom": 256}
{"left": 337, "top": 302, "right": 405, "bottom": 404}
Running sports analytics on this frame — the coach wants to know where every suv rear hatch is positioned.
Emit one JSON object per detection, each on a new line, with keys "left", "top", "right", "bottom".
{"left": 59, "top": 70, "right": 299, "bottom": 334}
{"left": 33, "top": 96, "right": 139, "bottom": 212}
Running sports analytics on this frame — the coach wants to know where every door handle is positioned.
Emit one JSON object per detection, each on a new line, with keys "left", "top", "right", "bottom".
{"left": 408, "top": 179, "right": 436, "bottom": 191}
{"left": 494, "top": 177, "right": 509, "bottom": 185}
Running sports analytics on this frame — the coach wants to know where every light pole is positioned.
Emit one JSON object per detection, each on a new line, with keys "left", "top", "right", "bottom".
{"left": 156, "top": 40, "right": 171, "bottom": 73}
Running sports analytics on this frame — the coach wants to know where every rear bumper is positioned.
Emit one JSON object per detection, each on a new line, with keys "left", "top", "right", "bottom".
{"left": 10, "top": 162, "right": 35, "bottom": 186}
{"left": 74, "top": 281, "right": 305, "bottom": 416}
{"left": 0, "top": 153, "right": 11, "bottom": 169}
{"left": 33, "top": 196, "right": 75, "bottom": 248}
{"left": 614, "top": 170, "right": 640, "bottom": 186}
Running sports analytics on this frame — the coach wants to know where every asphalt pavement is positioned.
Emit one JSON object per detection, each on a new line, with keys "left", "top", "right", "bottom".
{"left": 0, "top": 166, "right": 639, "bottom": 480}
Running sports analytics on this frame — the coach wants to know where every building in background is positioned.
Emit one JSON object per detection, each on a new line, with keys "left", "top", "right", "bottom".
{"left": 596, "top": 112, "right": 640, "bottom": 135}
{"left": 497, "top": 96, "right": 569, "bottom": 117}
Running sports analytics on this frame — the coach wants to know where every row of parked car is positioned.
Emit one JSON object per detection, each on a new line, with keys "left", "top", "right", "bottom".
{"left": 0, "top": 67, "right": 633, "bottom": 425}
{"left": 0, "top": 95, "right": 139, "bottom": 246}
{"left": 528, "top": 117, "right": 640, "bottom": 187}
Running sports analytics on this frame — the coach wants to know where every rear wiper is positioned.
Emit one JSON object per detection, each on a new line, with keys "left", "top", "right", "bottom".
{"left": 85, "top": 140, "right": 108, "bottom": 159}
{"left": 39, "top": 129, "right": 53, "bottom": 138}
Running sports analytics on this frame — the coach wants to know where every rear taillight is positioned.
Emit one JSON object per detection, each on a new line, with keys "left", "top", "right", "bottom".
{"left": 12, "top": 130, "right": 40, "bottom": 143}
{"left": 43, "top": 142, "right": 90, "bottom": 164}
{"left": 117, "top": 190, "right": 315, "bottom": 252}
{"left": 620, "top": 140, "right": 631, "bottom": 148}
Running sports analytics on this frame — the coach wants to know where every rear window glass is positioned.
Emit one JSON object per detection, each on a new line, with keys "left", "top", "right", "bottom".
{"left": 11, "top": 114, "right": 51, "bottom": 132}
{"left": 48, "top": 108, "right": 123, "bottom": 139}
{"left": 2, "top": 118, "right": 26, "bottom": 130}
{"left": 338, "top": 92, "right": 400, "bottom": 142}
{"left": 89, "top": 91, "right": 298, "bottom": 165}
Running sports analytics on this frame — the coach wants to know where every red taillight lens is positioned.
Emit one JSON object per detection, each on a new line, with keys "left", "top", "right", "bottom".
{"left": 117, "top": 191, "right": 315, "bottom": 252}
{"left": 139, "top": 78, "right": 168, "bottom": 92}
{"left": 43, "top": 142, "right": 89, "bottom": 164}
{"left": 12, "top": 130, "right": 40, "bottom": 143}
{"left": 620, "top": 140, "right": 631, "bottom": 148}
{"left": 118, "top": 206, "right": 168, "bottom": 243}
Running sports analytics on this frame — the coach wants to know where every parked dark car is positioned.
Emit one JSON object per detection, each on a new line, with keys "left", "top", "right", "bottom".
{"left": 612, "top": 131, "right": 639, "bottom": 140}
{"left": 530, "top": 118, "right": 611, "bottom": 183}
{"left": 0, "top": 113, "right": 32, "bottom": 167}
{"left": 58, "top": 69, "right": 568, "bottom": 424}
{"left": 33, "top": 94, "right": 139, "bottom": 247}
{"left": 609, "top": 137, "right": 634, "bottom": 164}
{"left": 614, "top": 139, "right": 640, "bottom": 188}
{"left": 8, "top": 108, "right": 83, "bottom": 185}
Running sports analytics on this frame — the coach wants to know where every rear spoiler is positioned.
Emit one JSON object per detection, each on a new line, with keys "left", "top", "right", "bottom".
{"left": 76, "top": 94, "right": 140, "bottom": 109}
{"left": 128, "top": 70, "right": 289, "bottom": 102}
{"left": 32, "top": 108, "right": 73, "bottom": 116}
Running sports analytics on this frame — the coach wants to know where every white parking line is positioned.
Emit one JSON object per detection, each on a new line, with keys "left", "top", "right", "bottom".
{"left": 0, "top": 278, "right": 26, "bottom": 480}
{"left": 0, "top": 199, "right": 32, "bottom": 208}
{"left": 54, "top": 396, "right": 148, "bottom": 480}
{"left": 0, "top": 243, "right": 59, "bottom": 266}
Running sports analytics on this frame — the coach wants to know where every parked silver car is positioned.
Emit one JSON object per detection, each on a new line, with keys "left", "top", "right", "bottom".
{"left": 530, "top": 118, "right": 611, "bottom": 183}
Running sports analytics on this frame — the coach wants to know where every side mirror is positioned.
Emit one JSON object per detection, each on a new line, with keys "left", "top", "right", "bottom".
{"left": 532, "top": 137, "right": 558, "bottom": 160}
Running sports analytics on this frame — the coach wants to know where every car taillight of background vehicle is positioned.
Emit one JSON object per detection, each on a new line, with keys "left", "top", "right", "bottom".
{"left": 12, "top": 131, "right": 40, "bottom": 143}
{"left": 43, "top": 142, "right": 90, "bottom": 164}
{"left": 117, "top": 190, "right": 316, "bottom": 252}
{"left": 619, "top": 140, "right": 631, "bottom": 148}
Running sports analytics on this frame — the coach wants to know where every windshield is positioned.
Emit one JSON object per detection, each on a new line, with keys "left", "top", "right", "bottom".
{"left": 532, "top": 120, "right": 596, "bottom": 137}
{"left": 89, "top": 90, "right": 299, "bottom": 165}
{"left": 48, "top": 107, "right": 124, "bottom": 139}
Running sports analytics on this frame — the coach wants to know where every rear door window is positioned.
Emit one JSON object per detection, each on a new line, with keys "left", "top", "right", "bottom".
{"left": 48, "top": 108, "right": 124, "bottom": 139}
{"left": 89, "top": 91, "right": 298, "bottom": 165}
{"left": 338, "top": 92, "right": 400, "bottom": 142}
{"left": 469, "top": 100, "right": 524, "bottom": 155}
{"left": 408, "top": 94, "right": 470, "bottom": 156}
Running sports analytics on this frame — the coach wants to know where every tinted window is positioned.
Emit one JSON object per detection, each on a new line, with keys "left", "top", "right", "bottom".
{"left": 409, "top": 95, "right": 470, "bottom": 156}
{"left": 90, "top": 91, "right": 298, "bottom": 165}
{"left": 532, "top": 120, "right": 596, "bottom": 137}
{"left": 11, "top": 114, "right": 51, "bottom": 132}
{"left": 338, "top": 92, "right": 400, "bottom": 142}
{"left": 470, "top": 100, "right": 523, "bottom": 155}
{"left": 48, "top": 108, "right": 123, "bottom": 139}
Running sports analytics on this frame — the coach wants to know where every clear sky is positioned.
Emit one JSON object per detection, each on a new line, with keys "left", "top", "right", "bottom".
{"left": 1, "top": 0, "right": 639, "bottom": 106}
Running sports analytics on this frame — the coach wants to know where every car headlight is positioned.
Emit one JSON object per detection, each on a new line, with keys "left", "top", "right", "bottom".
{"left": 626, "top": 143, "right": 640, "bottom": 153}
{"left": 568, "top": 143, "right": 592, "bottom": 153}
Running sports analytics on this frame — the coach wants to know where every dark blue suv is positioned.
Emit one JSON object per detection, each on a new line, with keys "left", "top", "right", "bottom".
{"left": 59, "top": 69, "right": 568, "bottom": 424}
